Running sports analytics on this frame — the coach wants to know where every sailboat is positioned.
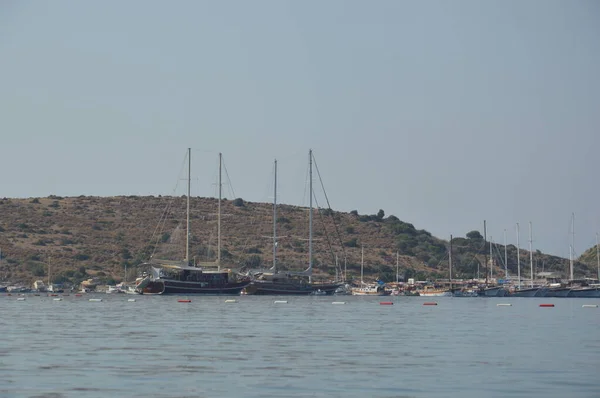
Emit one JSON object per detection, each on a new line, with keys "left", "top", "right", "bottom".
{"left": 511, "top": 222, "right": 546, "bottom": 297}
{"left": 137, "top": 149, "right": 251, "bottom": 295}
{"left": 565, "top": 214, "right": 600, "bottom": 298}
{"left": 245, "top": 151, "right": 341, "bottom": 295}
{"left": 351, "top": 246, "right": 389, "bottom": 296}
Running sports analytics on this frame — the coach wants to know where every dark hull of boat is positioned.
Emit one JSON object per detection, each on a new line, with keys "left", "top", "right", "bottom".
{"left": 511, "top": 288, "right": 547, "bottom": 297}
{"left": 311, "top": 283, "right": 343, "bottom": 295}
{"left": 542, "top": 288, "right": 571, "bottom": 297}
{"left": 567, "top": 288, "right": 600, "bottom": 298}
{"left": 479, "top": 287, "right": 508, "bottom": 297}
{"left": 143, "top": 279, "right": 250, "bottom": 295}
{"left": 245, "top": 281, "right": 313, "bottom": 295}
{"left": 245, "top": 281, "right": 342, "bottom": 295}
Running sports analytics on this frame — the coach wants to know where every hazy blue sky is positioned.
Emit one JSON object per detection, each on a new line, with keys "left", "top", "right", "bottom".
{"left": 1, "top": 1, "right": 599, "bottom": 258}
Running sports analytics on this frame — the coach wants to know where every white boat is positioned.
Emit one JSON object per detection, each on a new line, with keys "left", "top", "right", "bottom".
{"left": 418, "top": 287, "right": 452, "bottom": 297}
{"left": 351, "top": 284, "right": 389, "bottom": 296}
{"left": 351, "top": 246, "right": 390, "bottom": 296}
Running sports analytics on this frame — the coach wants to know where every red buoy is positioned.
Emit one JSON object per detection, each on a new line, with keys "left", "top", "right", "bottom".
{"left": 380, "top": 301, "right": 393, "bottom": 305}
{"left": 178, "top": 299, "right": 192, "bottom": 303}
{"left": 423, "top": 302, "right": 438, "bottom": 306}
{"left": 75, "top": 294, "right": 82, "bottom": 297}
{"left": 539, "top": 303, "right": 555, "bottom": 307}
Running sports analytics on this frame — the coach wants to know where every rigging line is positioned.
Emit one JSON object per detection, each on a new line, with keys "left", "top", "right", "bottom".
{"left": 312, "top": 194, "right": 338, "bottom": 273}
{"left": 301, "top": 157, "right": 309, "bottom": 208}
{"left": 147, "top": 149, "right": 189, "bottom": 259}
{"left": 221, "top": 155, "right": 237, "bottom": 200}
{"left": 312, "top": 153, "right": 348, "bottom": 266}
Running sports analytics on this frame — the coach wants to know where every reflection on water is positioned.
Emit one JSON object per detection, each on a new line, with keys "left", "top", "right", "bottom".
{"left": 1, "top": 295, "right": 599, "bottom": 398}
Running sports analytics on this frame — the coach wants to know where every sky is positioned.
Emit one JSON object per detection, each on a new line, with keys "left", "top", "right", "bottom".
{"left": 1, "top": 0, "right": 599, "bottom": 258}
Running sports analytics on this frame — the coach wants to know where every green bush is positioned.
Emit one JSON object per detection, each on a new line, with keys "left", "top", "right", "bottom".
{"left": 233, "top": 198, "right": 245, "bottom": 207}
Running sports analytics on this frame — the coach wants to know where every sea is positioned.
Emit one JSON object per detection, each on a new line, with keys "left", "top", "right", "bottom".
{"left": 1, "top": 294, "right": 599, "bottom": 398}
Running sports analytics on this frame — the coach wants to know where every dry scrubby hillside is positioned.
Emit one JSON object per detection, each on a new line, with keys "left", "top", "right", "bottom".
{"left": 0, "top": 195, "right": 595, "bottom": 286}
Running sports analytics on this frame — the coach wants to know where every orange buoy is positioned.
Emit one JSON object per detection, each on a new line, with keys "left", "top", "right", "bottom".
{"left": 539, "top": 303, "right": 555, "bottom": 307}
{"left": 423, "top": 302, "right": 438, "bottom": 306}
{"left": 380, "top": 301, "right": 393, "bottom": 305}
{"left": 178, "top": 299, "right": 192, "bottom": 303}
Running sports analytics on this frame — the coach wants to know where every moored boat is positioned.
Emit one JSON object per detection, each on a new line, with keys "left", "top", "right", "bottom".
{"left": 478, "top": 286, "right": 508, "bottom": 297}
{"left": 510, "top": 287, "right": 547, "bottom": 297}
{"left": 567, "top": 287, "right": 600, "bottom": 298}
{"left": 141, "top": 262, "right": 250, "bottom": 295}
{"left": 351, "top": 283, "right": 390, "bottom": 296}
{"left": 245, "top": 152, "right": 341, "bottom": 296}
{"left": 542, "top": 287, "right": 571, "bottom": 297}
{"left": 136, "top": 149, "right": 250, "bottom": 295}
{"left": 418, "top": 285, "right": 452, "bottom": 297}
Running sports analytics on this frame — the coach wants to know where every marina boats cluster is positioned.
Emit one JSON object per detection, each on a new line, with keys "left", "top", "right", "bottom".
{"left": 4, "top": 150, "right": 599, "bottom": 299}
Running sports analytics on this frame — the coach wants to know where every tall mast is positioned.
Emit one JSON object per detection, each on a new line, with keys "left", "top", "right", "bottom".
{"left": 185, "top": 148, "right": 191, "bottom": 264}
{"left": 489, "top": 237, "right": 493, "bottom": 281}
{"left": 308, "top": 149, "right": 313, "bottom": 282}
{"left": 361, "top": 245, "right": 364, "bottom": 285}
{"left": 504, "top": 229, "right": 508, "bottom": 279}
{"left": 396, "top": 251, "right": 399, "bottom": 284}
{"left": 449, "top": 235, "right": 453, "bottom": 291}
{"left": 569, "top": 245, "right": 573, "bottom": 281}
{"left": 217, "top": 152, "right": 222, "bottom": 270}
{"left": 596, "top": 233, "right": 599, "bottom": 281}
{"left": 529, "top": 221, "right": 533, "bottom": 288}
{"left": 344, "top": 256, "right": 347, "bottom": 282}
{"left": 516, "top": 223, "right": 521, "bottom": 289}
{"left": 484, "top": 220, "right": 488, "bottom": 285}
{"left": 570, "top": 213, "right": 575, "bottom": 281}
{"left": 273, "top": 159, "right": 277, "bottom": 272}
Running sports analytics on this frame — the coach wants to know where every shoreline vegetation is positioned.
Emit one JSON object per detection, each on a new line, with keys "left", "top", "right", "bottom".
{"left": 0, "top": 195, "right": 596, "bottom": 288}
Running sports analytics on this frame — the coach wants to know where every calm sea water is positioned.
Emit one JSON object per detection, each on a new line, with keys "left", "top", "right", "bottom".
{"left": 1, "top": 294, "right": 599, "bottom": 398}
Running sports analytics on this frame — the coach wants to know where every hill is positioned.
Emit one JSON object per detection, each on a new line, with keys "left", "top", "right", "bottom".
{"left": 0, "top": 195, "right": 596, "bottom": 287}
{"left": 578, "top": 245, "right": 600, "bottom": 278}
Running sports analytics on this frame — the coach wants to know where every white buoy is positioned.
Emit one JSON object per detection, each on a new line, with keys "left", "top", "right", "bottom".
{"left": 332, "top": 301, "right": 346, "bottom": 305}
{"left": 274, "top": 300, "right": 288, "bottom": 304}
{"left": 497, "top": 303, "right": 512, "bottom": 306}
{"left": 89, "top": 298, "right": 102, "bottom": 302}
{"left": 16, "top": 297, "right": 26, "bottom": 301}
{"left": 225, "top": 299, "right": 237, "bottom": 303}
{"left": 582, "top": 304, "right": 598, "bottom": 308}
{"left": 53, "top": 298, "right": 62, "bottom": 301}
{"left": 127, "top": 298, "right": 136, "bottom": 302}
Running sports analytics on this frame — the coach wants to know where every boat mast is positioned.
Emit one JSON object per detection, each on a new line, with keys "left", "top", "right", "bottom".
{"left": 217, "top": 152, "right": 222, "bottom": 270}
{"left": 273, "top": 159, "right": 277, "bottom": 272}
{"left": 529, "top": 221, "right": 533, "bottom": 288}
{"left": 360, "top": 245, "right": 364, "bottom": 285}
{"left": 449, "top": 235, "right": 452, "bottom": 291}
{"left": 489, "top": 237, "right": 493, "bottom": 281}
{"left": 592, "top": 232, "right": 600, "bottom": 283}
{"left": 504, "top": 229, "right": 508, "bottom": 279}
{"left": 484, "top": 220, "right": 488, "bottom": 285}
{"left": 396, "top": 251, "right": 399, "bottom": 284}
{"left": 570, "top": 213, "right": 574, "bottom": 281}
{"left": 308, "top": 149, "right": 313, "bottom": 283}
{"left": 185, "top": 148, "right": 191, "bottom": 264}
{"left": 516, "top": 223, "right": 521, "bottom": 289}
